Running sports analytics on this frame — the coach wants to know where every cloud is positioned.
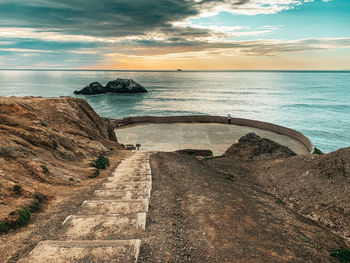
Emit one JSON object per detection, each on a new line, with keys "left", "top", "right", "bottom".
{"left": 102, "top": 37, "right": 350, "bottom": 57}
{"left": 0, "top": 0, "right": 346, "bottom": 69}
{"left": 0, "top": 0, "right": 315, "bottom": 39}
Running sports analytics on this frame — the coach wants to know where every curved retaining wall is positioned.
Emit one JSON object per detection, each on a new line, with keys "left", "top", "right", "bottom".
{"left": 109, "top": 115, "right": 313, "bottom": 153}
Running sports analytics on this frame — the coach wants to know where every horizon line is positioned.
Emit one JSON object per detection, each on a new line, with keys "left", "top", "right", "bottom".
{"left": 0, "top": 69, "right": 349, "bottom": 72}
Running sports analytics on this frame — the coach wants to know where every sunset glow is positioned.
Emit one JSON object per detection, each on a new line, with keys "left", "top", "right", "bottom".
{"left": 0, "top": 0, "right": 349, "bottom": 70}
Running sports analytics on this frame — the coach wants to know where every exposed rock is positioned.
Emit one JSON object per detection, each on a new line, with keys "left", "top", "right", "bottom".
{"left": 74, "top": 79, "right": 148, "bottom": 95}
{"left": 223, "top": 133, "right": 297, "bottom": 161}
{"left": 73, "top": 82, "right": 105, "bottom": 95}
{"left": 312, "top": 147, "right": 324, "bottom": 155}
{"left": 175, "top": 149, "right": 213, "bottom": 156}
{"left": 105, "top": 78, "right": 147, "bottom": 93}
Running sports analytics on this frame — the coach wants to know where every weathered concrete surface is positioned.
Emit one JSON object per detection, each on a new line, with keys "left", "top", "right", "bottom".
{"left": 93, "top": 189, "right": 151, "bottom": 199}
{"left": 62, "top": 214, "right": 146, "bottom": 240}
{"left": 116, "top": 123, "right": 310, "bottom": 156}
{"left": 102, "top": 181, "right": 152, "bottom": 191}
{"left": 79, "top": 199, "right": 149, "bottom": 214}
{"left": 20, "top": 240, "right": 141, "bottom": 263}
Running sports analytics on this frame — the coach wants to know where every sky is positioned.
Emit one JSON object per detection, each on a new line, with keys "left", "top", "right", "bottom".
{"left": 0, "top": 0, "right": 349, "bottom": 70}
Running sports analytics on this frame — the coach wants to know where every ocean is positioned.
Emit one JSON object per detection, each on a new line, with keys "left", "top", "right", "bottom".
{"left": 0, "top": 70, "right": 349, "bottom": 153}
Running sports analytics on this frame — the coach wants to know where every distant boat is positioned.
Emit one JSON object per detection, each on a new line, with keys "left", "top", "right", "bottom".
{"left": 176, "top": 69, "right": 183, "bottom": 72}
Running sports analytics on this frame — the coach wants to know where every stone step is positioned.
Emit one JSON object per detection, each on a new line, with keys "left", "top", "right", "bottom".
{"left": 101, "top": 181, "right": 152, "bottom": 191}
{"left": 116, "top": 165, "right": 150, "bottom": 170}
{"left": 62, "top": 213, "right": 146, "bottom": 240}
{"left": 104, "top": 176, "right": 151, "bottom": 185}
{"left": 78, "top": 199, "right": 149, "bottom": 215}
{"left": 107, "top": 174, "right": 151, "bottom": 182}
{"left": 20, "top": 240, "right": 141, "bottom": 263}
{"left": 110, "top": 172, "right": 151, "bottom": 179}
{"left": 113, "top": 168, "right": 151, "bottom": 174}
{"left": 93, "top": 188, "right": 151, "bottom": 199}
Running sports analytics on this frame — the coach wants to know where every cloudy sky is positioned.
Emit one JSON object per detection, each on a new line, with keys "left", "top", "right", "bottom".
{"left": 0, "top": 0, "right": 349, "bottom": 70}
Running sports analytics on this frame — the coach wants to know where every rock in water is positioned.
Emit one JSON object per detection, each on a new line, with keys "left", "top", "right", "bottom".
{"left": 224, "top": 132, "right": 297, "bottom": 161}
{"left": 74, "top": 82, "right": 104, "bottom": 95}
{"left": 74, "top": 79, "right": 147, "bottom": 95}
{"left": 105, "top": 78, "right": 148, "bottom": 93}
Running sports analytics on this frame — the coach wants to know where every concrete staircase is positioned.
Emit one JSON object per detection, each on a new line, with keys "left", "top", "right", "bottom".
{"left": 21, "top": 152, "right": 151, "bottom": 263}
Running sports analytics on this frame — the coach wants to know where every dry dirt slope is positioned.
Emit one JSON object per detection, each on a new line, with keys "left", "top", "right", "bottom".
{"left": 205, "top": 146, "right": 350, "bottom": 241}
{"left": 0, "top": 96, "right": 121, "bottom": 220}
{"left": 140, "top": 152, "right": 349, "bottom": 263}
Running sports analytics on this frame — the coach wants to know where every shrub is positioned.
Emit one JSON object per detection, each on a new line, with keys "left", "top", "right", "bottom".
{"left": 93, "top": 156, "right": 110, "bottom": 170}
{"left": 13, "top": 184, "right": 22, "bottom": 195}
{"left": 33, "top": 193, "right": 42, "bottom": 203}
{"left": 330, "top": 249, "right": 350, "bottom": 263}
{"left": 0, "top": 222, "right": 9, "bottom": 234}
{"left": 16, "top": 206, "right": 31, "bottom": 227}
{"left": 41, "top": 165, "right": 49, "bottom": 174}
{"left": 29, "top": 194, "right": 42, "bottom": 212}
{"left": 89, "top": 169, "right": 100, "bottom": 178}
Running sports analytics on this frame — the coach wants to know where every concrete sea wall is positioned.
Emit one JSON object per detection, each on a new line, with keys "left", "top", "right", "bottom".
{"left": 108, "top": 115, "right": 313, "bottom": 153}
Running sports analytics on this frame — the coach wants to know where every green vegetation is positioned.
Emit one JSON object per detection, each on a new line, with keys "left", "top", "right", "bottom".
{"left": 16, "top": 206, "right": 31, "bottom": 227}
{"left": 89, "top": 169, "right": 100, "bottom": 178}
{"left": 88, "top": 155, "right": 109, "bottom": 179}
{"left": 41, "top": 165, "right": 49, "bottom": 174}
{"left": 330, "top": 249, "right": 350, "bottom": 263}
{"left": 91, "top": 155, "right": 110, "bottom": 170}
{"left": 0, "top": 222, "right": 9, "bottom": 233}
{"left": 13, "top": 184, "right": 22, "bottom": 195}
{"left": 29, "top": 194, "right": 42, "bottom": 212}
{"left": 0, "top": 194, "right": 44, "bottom": 235}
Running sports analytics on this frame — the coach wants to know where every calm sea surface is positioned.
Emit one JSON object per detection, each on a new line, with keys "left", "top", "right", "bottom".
{"left": 0, "top": 70, "right": 349, "bottom": 153}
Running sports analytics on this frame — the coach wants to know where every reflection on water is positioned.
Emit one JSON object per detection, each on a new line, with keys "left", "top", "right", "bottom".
{"left": 0, "top": 70, "right": 349, "bottom": 153}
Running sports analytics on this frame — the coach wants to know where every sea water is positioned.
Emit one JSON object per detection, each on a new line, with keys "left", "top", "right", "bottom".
{"left": 0, "top": 70, "right": 349, "bottom": 153}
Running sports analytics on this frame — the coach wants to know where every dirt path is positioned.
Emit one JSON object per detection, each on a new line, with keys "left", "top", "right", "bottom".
{"left": 139, "top": 152, "right": 348, "bottom": 263}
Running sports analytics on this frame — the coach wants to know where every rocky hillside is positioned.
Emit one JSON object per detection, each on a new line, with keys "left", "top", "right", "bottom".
{"left": 205, "top": 135, "right": 350, "bottom": 240}
{"left": 0, "top": 97, "right": 121, "bottom": 221}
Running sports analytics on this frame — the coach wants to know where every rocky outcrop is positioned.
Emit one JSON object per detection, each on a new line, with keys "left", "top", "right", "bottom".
{"left": 74, "top": 79, "right": 148, "bottom": 95}
{"left": 224, "top": 133, "right": 297, "bottom": 161}
{"left": 73, "top": 82, "right": 105, "bottom": 95}
{"left": 312, "top": 147, "right": 324, "bottom": 155}
{"left": 0, "top": 97, "right": 122, "bottom": 221}
{"left": 175, "top": 149, "right": 213, "bottom": 157}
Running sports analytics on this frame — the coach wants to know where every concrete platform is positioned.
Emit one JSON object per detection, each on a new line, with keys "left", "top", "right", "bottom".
{"left": 62, "top": 214, "right": 146, "bottom": 240}
{"left": 20, "top": 240, "right": 141, "bottom": 263}
{"left": 79, "top": 199, "right": 149, "bottom": 214}
{"left": 115, "top": 123, "right": 310, "bottom": 156}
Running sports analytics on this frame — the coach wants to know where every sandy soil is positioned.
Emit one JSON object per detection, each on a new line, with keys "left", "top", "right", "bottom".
{"left": 0, "top": 97, "right": 120, "bottom": 221}
{"left": 0, "top": 153, "right": 128, "bottom": 263}
{"left": 139, "top": 152, "right": 349, "bottom": 263}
